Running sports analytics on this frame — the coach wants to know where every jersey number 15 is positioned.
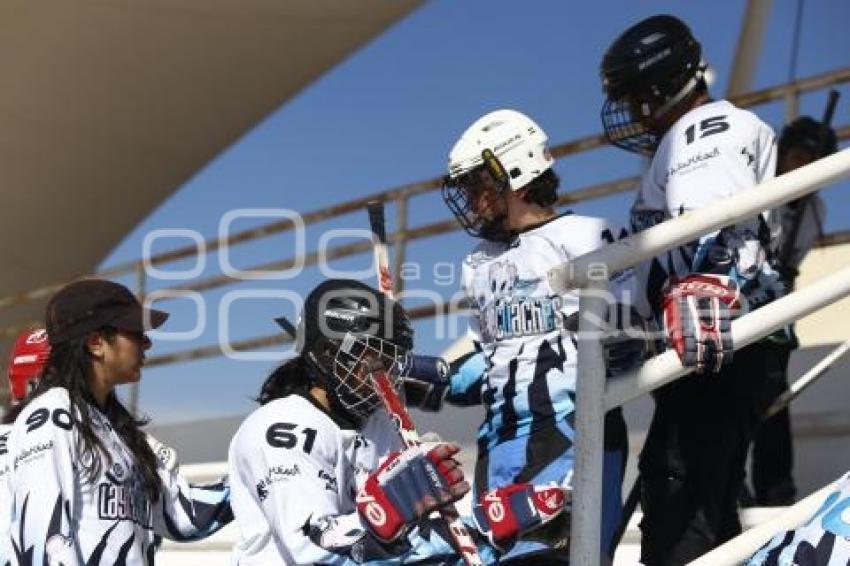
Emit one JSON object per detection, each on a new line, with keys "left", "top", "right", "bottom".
{"left": 684, "top": 115, "right": 729, "bottom": 145}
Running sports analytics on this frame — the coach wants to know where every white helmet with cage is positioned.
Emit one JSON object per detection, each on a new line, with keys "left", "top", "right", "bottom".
{"left": 443, "top": 109, "right": 555, "bottom": 241}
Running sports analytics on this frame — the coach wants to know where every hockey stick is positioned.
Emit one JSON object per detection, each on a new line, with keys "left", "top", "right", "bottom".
{"left": 366, "top": 200, "right": 484, "bottom": 565}
{"left": 822, "top": 89, "right": 840, "bottom": 126}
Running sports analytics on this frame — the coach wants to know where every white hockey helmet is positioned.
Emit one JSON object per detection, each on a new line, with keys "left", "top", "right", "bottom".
{"left": 447, "top": 109, "right": 554, "bottom": 192}
{"left": 443, "top": 109, "right": 555, "bottom": 240}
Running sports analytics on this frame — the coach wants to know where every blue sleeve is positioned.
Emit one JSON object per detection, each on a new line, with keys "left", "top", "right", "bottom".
{"left": 445, "top": 353, "right": 487, "bottom": 407}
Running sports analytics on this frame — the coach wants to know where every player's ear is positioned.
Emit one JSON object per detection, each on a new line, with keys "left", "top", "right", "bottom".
{"left": 86, "top": 331, "right": 107, "bottom": 359}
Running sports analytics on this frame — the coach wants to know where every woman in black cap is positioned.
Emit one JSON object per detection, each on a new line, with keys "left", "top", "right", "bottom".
{"left": 4, "top": 278, "right": 231, "bottom": 565}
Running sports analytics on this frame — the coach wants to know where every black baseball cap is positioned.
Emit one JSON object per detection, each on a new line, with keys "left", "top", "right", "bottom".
{"left": 45, "top": 279, "right": 169, "bottom": 346}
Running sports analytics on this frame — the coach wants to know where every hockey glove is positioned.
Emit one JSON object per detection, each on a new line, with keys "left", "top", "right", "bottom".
{"left": 604, "top": 306, "right": 654, "bottom": 377}
{"left": 356, "top": 442, "right": 469, "bottom": 542}
{"left": 401, "top": 354, "right": 451, "bottom": 411}
{"left": 663, "top": 274, "right": 744, "bottom": 374}
{"left": 472, "top": 483, "right": 570, "bottom": 551}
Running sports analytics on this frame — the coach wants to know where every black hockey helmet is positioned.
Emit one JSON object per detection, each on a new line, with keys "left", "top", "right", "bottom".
{"left": 600, "top": 14, "right": 706, "bottom": 154}
{"left": 778, "top": 116, "right": 838, "bottom": 162}
{"left": 288, "top": 279, "right": 413, "bottom": 420}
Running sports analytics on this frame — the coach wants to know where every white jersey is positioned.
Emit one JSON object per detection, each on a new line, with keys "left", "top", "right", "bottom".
{"left": 1, "top": 424, "right": 10, "bottom": 566}
{"left": 228, "top": 393, "right": 459, "bottom": 565}
{"left": 631, "top": 99, "right": 782, "bottom": 313}
{"left": 461, "top": 213, "right": 636, "bottom": 450}
{"left": 5, "top": 388, "right": 231, "bottom": 565}
{"left": 749, "top": 471, "right": 850, "bottom": 565}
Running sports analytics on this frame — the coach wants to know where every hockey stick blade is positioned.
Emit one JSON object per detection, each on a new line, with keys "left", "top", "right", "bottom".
{"left": 367, "top": 200, "right": 388, "bottom": 244}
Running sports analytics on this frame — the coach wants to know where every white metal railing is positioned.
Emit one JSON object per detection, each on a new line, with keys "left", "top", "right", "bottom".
{"left": 764, "top": 339, "right": 850, "bottom": 419}
{"left": 548, "top": 149, "right": 850, "bottom": 565}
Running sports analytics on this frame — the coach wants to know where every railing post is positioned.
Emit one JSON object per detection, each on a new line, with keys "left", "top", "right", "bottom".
{"left": 570, "top": 277, "right": 609, "bottom": 565}
{"left": 129, "top": 263, "right": 147, "bottom": 417}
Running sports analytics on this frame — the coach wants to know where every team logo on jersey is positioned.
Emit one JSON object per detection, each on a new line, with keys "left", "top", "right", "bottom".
{"left": 111, "top": 462, "right": 125, "bottom": 480}
{"left": 667, "top": 146, "right": 720, "bottom": 178}
{"left": 255, "top": 463, "right": 301, "bottom": 502}
{"left": 97, "top": 469, "right": 152, "bottom": 527}
{"left": 14, "top": 440, "right": 53, "bottom": 467}
{"left": 318, "top": 469, "right": 338, "bottom": 493}
{"left": 476, "top": 260, "right": 568, "bottom": 341}
{"left": 480, "top": 295, "right": 566, "bottom": 341}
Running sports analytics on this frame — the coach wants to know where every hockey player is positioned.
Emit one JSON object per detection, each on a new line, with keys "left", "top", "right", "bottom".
{"left": 748, "top": 471, "right": 850, "bottom": 565}
{"left": 600, "top": 14, "right": 783, "bottom": 564}
{"left": 420, "top": 108, "right": 644, "bottom": 563}
{"left": 747, "top": 115, "right": 838, "bottom": 508}
{"left": 227, "top": 278, "right": 507, "bottom": 564}
{"left": 1, "top": 328, "right": 50, "bottom": 566}
{"left": 5, "top": 279, "right": 232, "bottom": 565}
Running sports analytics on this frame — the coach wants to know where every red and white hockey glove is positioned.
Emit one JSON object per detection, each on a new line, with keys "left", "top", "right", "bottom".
{"left": 472, "top": 483, "right": 570, "bottom": 550}
{"left": 356, "top": 442, "right": 468, "bottom": 542}
{"left": 663, "top": 274, "right": 745, "bottom": 374}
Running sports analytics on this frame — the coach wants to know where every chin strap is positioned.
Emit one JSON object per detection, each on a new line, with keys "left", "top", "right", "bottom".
{"left": 651, "top": 62, "right": 707, "bottom": 120}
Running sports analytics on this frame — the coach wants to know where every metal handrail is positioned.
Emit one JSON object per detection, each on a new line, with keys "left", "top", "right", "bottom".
{"left": 0, "top": 68, "right": 846, "bottom": 317}
{"left": 0, "top": 68, "right": 847, "bottom": 414}
{"left": 567, "top": 150, "right": 850, "bottom": 564}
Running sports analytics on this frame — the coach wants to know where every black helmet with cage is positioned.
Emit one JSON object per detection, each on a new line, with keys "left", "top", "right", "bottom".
{"left": 600, "top": 14, "right": 707, "bottom": 155}
{"left": 290, "top": 279, "right": 413, "bottom": 422}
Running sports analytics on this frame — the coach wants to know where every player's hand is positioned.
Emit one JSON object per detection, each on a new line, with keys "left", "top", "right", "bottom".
{"left": 604, "top": 306, "right": 653, "bottom": 376}
{"left": 356, "top": 442, "right": 469, "bottom": 542}
{"left": 472, "top": 483, "right": 571, "bottom": 551}
{"left": 401, "top": 354, "right": 450, "bottom": 411}
{"left": 145, "top": 432, "right": 179, "bottom": 472}
{"left": 662, "top": 274, "right": 745, "bottom": 373}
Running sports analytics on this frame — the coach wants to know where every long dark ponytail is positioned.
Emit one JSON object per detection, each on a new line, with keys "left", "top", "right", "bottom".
{"left": 255, "top": 355, "right": 312, "bottom": 405}
{"left": 27, "top": 327, "right": 162, "bottom": 501}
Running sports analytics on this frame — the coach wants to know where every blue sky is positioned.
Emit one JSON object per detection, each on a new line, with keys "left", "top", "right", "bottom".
{"left": 100, "top": 0, "right": 850, "bottom": 424}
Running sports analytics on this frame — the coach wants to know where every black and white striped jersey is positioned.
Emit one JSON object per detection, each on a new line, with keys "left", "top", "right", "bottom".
{"left": 750, "top": 472, "right": 850, "bottom": 566}
{"left": 460, "top": 213, "right": 637, "bottom": 452}
{"left": 5, "top": 387, "right": 231, "bottom": 565}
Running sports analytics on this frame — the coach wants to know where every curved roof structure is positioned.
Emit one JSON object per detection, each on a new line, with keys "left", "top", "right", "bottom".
{"left": 0, "top": 0, "right": 420, "bottom": 332}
